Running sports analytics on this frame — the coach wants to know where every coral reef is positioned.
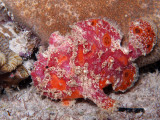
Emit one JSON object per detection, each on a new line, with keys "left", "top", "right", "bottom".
{"left": 0, "top": 2, "right": 39, "bottom": 86}
{"left": 0, "top": 28, "right": 22, "bottom": 73}
{"left": 2, "top": 0, "right": 160, "bottom": 67}
{"left": 31, "top": 18, "right": 156, "bottom": 111}
{"left": 0, "top": 20, "right": 38, "bottom": 85}
{"left": 0, "top": 21, "right": 38, "bottom": 60}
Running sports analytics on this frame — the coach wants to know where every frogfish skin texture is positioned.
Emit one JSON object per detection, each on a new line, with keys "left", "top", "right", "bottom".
{"left": 31, "top": 18, "right": 157, "bottom": 111}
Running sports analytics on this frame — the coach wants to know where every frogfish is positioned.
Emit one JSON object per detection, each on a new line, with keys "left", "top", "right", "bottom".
{"left": 31, "top": 18, "right": 157, "bottom": 111}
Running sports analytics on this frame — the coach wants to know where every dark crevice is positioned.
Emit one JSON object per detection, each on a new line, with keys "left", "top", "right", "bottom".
{"left": 139, "top": 60, "right": 160, "bottom": 74}
{"left": 18, "top": 76, "right": 32, "bottom": 89}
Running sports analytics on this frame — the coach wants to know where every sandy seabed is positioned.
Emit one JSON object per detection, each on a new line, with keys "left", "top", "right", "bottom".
{"left": 0, "top": 70, "right": 160, "bottom": 120}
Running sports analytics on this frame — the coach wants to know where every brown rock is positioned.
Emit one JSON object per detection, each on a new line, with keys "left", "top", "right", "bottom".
{"left": 2, "top": 0, "right": 160, "bottom": 67}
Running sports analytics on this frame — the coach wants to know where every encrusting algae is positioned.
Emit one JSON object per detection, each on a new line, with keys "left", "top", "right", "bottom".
{"left": 31, "top": 18, "right": 157, "bottom": 111}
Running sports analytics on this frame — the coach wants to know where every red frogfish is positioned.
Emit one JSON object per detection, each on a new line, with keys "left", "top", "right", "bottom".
{"left": 31, "top": 18, "right": 157, "bottom": 111}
